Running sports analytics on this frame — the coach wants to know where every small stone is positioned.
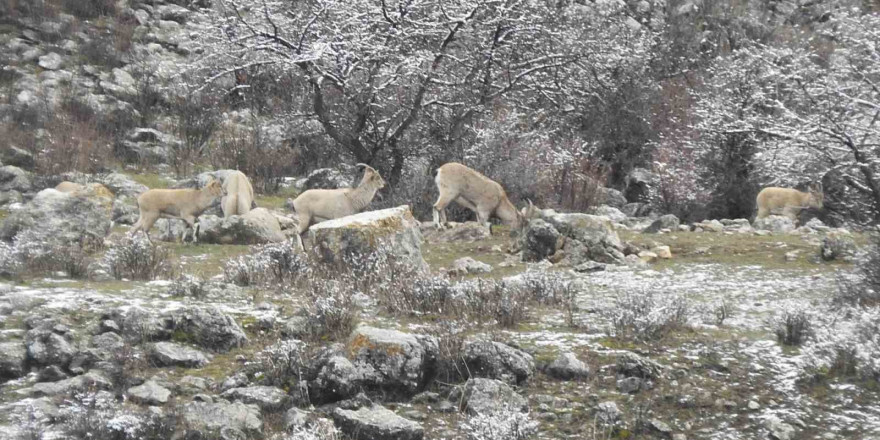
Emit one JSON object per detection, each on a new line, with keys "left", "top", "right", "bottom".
{"left": 128, "top": 380, "right": 172, "bottom": 405}
{"left": 617, "top": 376, "right": 643, "bottom": 394}
{"left": 748, "top": 400, "right": 760, "bottom": 410}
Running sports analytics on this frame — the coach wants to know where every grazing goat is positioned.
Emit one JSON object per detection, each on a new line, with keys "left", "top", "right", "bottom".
{"left": 432, "top": 162, "right": 536, "bottom": 231}
{"left": 221, "top": 171, "right": 255, "bottom": 217}
{"left": 130, "top": 179, "right": 224, "bottom": 243}
{"left": 291, "top": 164, "right": 386, "bottom": 249}
{"left": 756, "top": 183, "right": 824, "bottom": 222}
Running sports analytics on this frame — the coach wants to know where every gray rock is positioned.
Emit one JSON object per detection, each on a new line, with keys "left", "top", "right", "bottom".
{"left": 155, "top": 4, "right": 190, "bottom": 23}
{"left": 220, "top": 372, "right": 249, "bottom": 392}
{"left": 91, "top": 332, "right": 125, "bottom": 353}
{"left": 0, "top": 165, "right": 33, "bottom": 193}
{"left": 449, "top": 257, "right": 492, "bottom": 275}
{"left": 222, "top": 386, "right": 289, "bottom": 412}
{"left": 616, "top": 376, "right": 644, "bottom": 394}
{"left": 521, "top": 219, "right": 560, "bottom": 262}
{"left": 308, "top": 348, "right": 361, "bottom": 404}
{"left": 332, "top": 405, "right": 424, "bottom": 440}
{"left": 36, "top": 365, "right": 68, "bottom": 382}
{"left": 820, "top": 231, "right": 857, "bottom": 261}
{"left": 0, "top": 188, "right": 112, "bottom": 246}
{"left": 643, "top": 214, "right": 680, "bottom": 233}
{"left": 111, "top": 199, "right": 139, "bottom": 225}
{"left": 307, "top": 206, "right": 428, "bottom": 273}
{"left": 573, "top": 261, "right": 607, "bottom": 272}
{"left": 284, "top": 407, "right": 310, "bottom": 430}
{"left": 463, "top": 341, "right": 535, "bottom": 385}
{"left": 197, "top": 208, "right": 286, "bottom": 244}
{"left": 616, "top": 352, "right": 663, "bottom": 380}
{"left": 422, "top": 221, "right": 490, "bottom": 242}
{"left": 0, "top": 146, "right": 34, "bottom": 169}
{"left": 0, "top": 190, "right": 23, "bottom": 207}
{"left": 31, "top": 370, "right": 112, "bottom": 396}
{"left": 625, "top": 167, "right": 656, "bottom": 202}
{"left": 764, "top": 416, "right": 796, "bottom": 440}
{"left": 694, "top": 219, "right": 724, "bottom": 233}
{"left": 37, "top": 52, "right": 64, "bottom": 70}
{"left": 547, "top": 352, "right": 589, "bottom": 380}
{"left": 99, "top": 173, "right": 148, "bottom": 199}
{"left": 128, "top": 380, "right": 172, "bottom": 405}
{"left": 648, "top": 419, "right": 673, "bottom": 438}
{"left": 599, "top": 187, "right": 627, "bottom": 208}
{"left": 301, "top": 167, "right": 353, "bottom": 190}
{"left": 596, "top": 401, "right": 621, "bottom": 425}
{"left": 546, "top": 213, "right": 624, "bottom": 264}
{"left": 169, "top": 306, "right": 248, "bottom": 352}
{"left": 753, "top": 215, "right": 795, "bottom": 233}
{"left": 460, "top": 378, "right": 528, "bottom": 416}
{"left": 27, "top": 331, "right": 75, "bottom": 368}
{"left": 150, "top": 342, "right": 210, "bottom": 368}
{"left": 347, "top": 325, "right": 439, "bottom": 397}
{"left": 0, "top": 341, "right": 27, "bottom": 379}
{"left": 180, "top": 400, "right": 263, "bottom": 440}
{"left": 115, "top": 128, "right": 177, "bottom": 164}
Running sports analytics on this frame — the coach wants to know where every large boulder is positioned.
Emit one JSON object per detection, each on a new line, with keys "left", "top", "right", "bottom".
{"left": 308, "top": 346, "right": 362, "bottom": 404}
{"left": 546, "top": 352, "right": 590, "bottom": 380}
{"left": 307, "top": 206, "right": 428, "bottom": 273}
{"left": 462, "top": 341, "right": 535, "bottom": 385}
{"left": 150, "top": 342, "right": 211, "bottom": 368}
{"left": 0, "top": 341, "right": 27, "bottom": 379}
{"left": 753, "top": 215, "right": 795, "bottom": 233}
{"left": 0, "top": 165, "right": 33, "bottom": 193}
{"left": 127, "top": 380, "right": 172, "bottom": 405}
{"left": 546, "top": 214, "right": 624, "bottom": 264}
{"left": 594, "top": 205, "right": 627, "bottom": 223}
{"left": 643, "top": 214, "right": 680, "bottom": 233}
{"left": 332, "top": 405, "right": 424, "bottom": 440}
{"left": 197, "top": 208, "right": 285, "bottom": 244}
{"left": 26, "top": 330, "right": 75, "bottom": 369}
{"left": 521, "top": 219, "right": 560, "bottom": 262}
{"left": 458, "top": 378, "right": 528, "bottom": 416}
{"left": 168, "top": 306, "right": 249, "bottom": 352}
{"left": 599, "top": 187, "right": 627, "bottom": 209}
{"left": 180, "top": 400, "right": 263, "bottom": 440}
{"left": 624, "top": 167, "right": 656, "bottom": 202}
{"left": 0, "top": 188, "right": 112, "bottom": 245}
{"left": 347, "top": 325, "right": 439, "bottom": 398}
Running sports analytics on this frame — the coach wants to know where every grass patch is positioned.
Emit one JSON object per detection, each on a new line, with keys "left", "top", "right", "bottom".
{"left": 166, "top": 242, "right": 251, "bottom": 278}
{"left": 422, "top": 228, "right": 524, "bottom": 278}
{"left": 255, "top": 186, "right": 300, "bottom": 210}
{"left": 619, "top": 230, "right": 858, "bottom": 271}
{"left": 128, "top": 173, "right": 173, "bottom": 189}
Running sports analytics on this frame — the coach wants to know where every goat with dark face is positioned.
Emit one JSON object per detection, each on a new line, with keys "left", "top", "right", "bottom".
{"left": 291, "top": 163, "right": 386, "bottom": 249}
{"left": 432, "top": 162, "right": 537, "bottom": 232}
{"left": 756, "top": 182, "right": 824, "bottom": 223}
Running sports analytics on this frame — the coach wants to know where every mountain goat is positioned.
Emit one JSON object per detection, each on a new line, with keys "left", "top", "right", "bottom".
{"left": 130, "top": 179, "right": 225, "bottom": 243}
{"left": 756, "top": 183, "right": 824, "bottom": 222}
{"left": 432, "top": 162, "right": 536, "bottom": 231}
{"left": 221, "top": 171, "right": 255, "bottom": 217}
{"left": 291, "top": 164, "right": 386, "bottom": 249}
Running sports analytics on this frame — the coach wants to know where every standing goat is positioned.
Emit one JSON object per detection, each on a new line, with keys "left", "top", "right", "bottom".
{"left": 755, "top": 183, "right": 824, "bottom": 222}
{"left": 432, "top": 162, "right": 536, "bottom": 231}
{"left": 130, "top": 179, "right": 225, "bottom": 243}
{"left": 221, "top": 171, "right": 255, "bottom": 217}
{"left": 291, "top": 164, "right": 386, "bottom": 249}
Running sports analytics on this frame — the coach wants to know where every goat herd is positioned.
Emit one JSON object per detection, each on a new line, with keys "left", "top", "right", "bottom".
{"left": 56, "top": 163, "right": 826, "bottom": 249}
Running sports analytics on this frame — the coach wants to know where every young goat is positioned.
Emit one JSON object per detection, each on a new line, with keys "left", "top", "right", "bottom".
{"left": 291, "top": 164, "right": 386, "bottom": 249}
{"left": 755, "top": 183, "right": 824, "bottom": 223}
{"left": 432, "top": 162, "right": 536, "bottom": 232}
{"left": 130, "top": 179, "right": 225, "bottom": 243}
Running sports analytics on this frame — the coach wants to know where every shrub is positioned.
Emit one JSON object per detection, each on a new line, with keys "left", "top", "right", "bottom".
{"left": 607, "top": 290, "right": 691, "bottom": 341}
{"left": 802, "top": 307, "right": 880, "bottom": 381}
{"left": 223, "top": 241, "right": 309, "bottom": 286}
{"left": 208, "top": 118, "right": 298, "bottom": 193}
{"left": 250, "top": 339, "right": 308, "bottom": 391}
{"left": 0, "top": 230, "right": 92, "bottom": 279}
{"left": 168, "top": 274, "right": 208, "bottom": 299}
{"left": 460, "top": 407, "right": 539, "bottom": 440}
{"left": 835, "top": 234, "right": 880, "bottom": 307}
{"left": 773, "top": 306, "right": 814, "bottom": 346}
{"left": 304, "top": 280, "right": 360, "bottom": 341}
{"left": 0, "top": 240, "right": 24, "bottom": 279}
{"left": 59, "top": 391, "right": 178, "bottom": 440}
{"left": 103, "top": 234, "right": 173, "bottom": 281}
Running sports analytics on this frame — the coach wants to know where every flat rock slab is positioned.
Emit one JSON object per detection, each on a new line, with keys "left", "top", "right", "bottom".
{"left": 547, "top": 352, "right": 590, "bottom": 380}
{"left": 332, "top": 405, "right": 424, "bottom": 440}
{"left": 222, "top": 386, "right": 289, "bottom": 412}
{"left": 460, "top": 378, "right": 528, "bottom": 416}
{"left": 462, "top": 340, "right": 535, "bottom": 385}
{"left": 347, "top": 325, "right": 438, "bottom": 397}
{"left": 181, "top": 400, "right": 263, "bottom": 439}
{"left": 30, "top": 370, "right": 112, "bottom": 397}
{"left": 128, "top": 380, "right": 171, "bottom": 405}
{"left": 150, "top": 342, "right": 210, "bottom": 368}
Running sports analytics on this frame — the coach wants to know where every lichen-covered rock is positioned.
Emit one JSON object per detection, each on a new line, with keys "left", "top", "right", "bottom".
{"left": 30, "top": 370, "right": 112, "bottom": 396}
{"left": 180, "top": 400, "right": 263, "bottom": 440}
{"left": 546, "top": 213, "right": 624, "bottom": 264}
{"left": 599, "top": 187, "right": 627, "bottom": 208}
{"left": 26, "top": 330, "right": 75, "bottom": 369}
{"left": 753, "top": 215, "right": 795, "bottom": 233}
{"left": 115, "top": 128, "right": 177, "bottom": 164}
{"left": 694, "top": 219, "right": 723, "bottom": 232}
{"left": 0, "top": 147, "right": 34, "bottom": 170}
{"left": 449, "top": 257, "right": 492, "bottom": 275}
{"left": 150, "top": 342, "right": 210, "bottom": 368}
{"left": 98, "top": 173, "right": 148, "bottom": 199}
{"left": 458, "top": 378, "right": 528, "bottom": 415}
{"left": 222, "top": 386, "right": 289, "bottom": 412}
{"left": 197, "top": 208, "right": 285, "bottom": 244}
{"left": 594, "top": 205, "right": 627, "bottom": 223}
{"left": 307, "top": 205, "right": 428, "bottom": 273}
{"left": 616, "top": 352, "right": 663, "bottom": 380}
{"left": 332, "top": 405, "right": 424, "bottom": 440}
{"left": 643, "top": 214, "right": 680, "bottom": 233}
{"left": 462, "top": 340, "right": 535, "bottom": 385}
{"left": 169, "top": 306, "right": 249, "bottom": 352}
{"left": 0, "top": 188, "right": 112, "bottom": 245}
{"left": 547, "top": 352, "right": 590, "bottom": 380}
{"left": 308, "top": 346, "right": 362, "bottom": 404}
{"left": 521, "top": 219, "right": 560, "bottom": 262}
{"left": 347, "top": 325, "right": 438, "bottom": 398}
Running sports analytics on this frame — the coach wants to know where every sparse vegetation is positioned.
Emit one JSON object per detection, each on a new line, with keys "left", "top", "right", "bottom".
{"left": 103, "top": 234, "right": 173, "bottom": 281}
{"left": 607, "top": 290, "right": 691, "bottom": 341}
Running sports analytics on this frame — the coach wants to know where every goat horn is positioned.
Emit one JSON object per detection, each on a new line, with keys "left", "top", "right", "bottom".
{"left": 355, "top": 163, "right": 369, "bottom": 169}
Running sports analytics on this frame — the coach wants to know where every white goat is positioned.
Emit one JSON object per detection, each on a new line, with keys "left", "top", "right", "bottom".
{"left": 291, "top": 164, "right": 386, "bottom": 249}
{"left": 130, "top": 179, "right": 225, "bottom": 243}
{"left": 432, "top": 162, "right": 536, "bottom": 231}
{"left": 756, "top": 183, "right": 824, "bottom": 223}
{"left": 221, "top": 171, "right": 255, "bottom": 217}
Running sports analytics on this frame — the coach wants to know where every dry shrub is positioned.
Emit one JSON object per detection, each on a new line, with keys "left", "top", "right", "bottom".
{"left": 208, "top": 119, "right": 298, "bottom": 193}
{"left": 35, "top": 114, "right": 113, "bottom": 175}
{"left": 103, "top": 234, "right": 173, "bottom": 281}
